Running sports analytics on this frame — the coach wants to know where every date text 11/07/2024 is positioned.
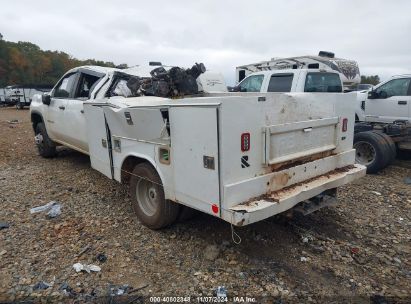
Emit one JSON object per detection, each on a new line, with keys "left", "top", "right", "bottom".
{"left": 149, "top": 296, "right": 257, "bottom": 303}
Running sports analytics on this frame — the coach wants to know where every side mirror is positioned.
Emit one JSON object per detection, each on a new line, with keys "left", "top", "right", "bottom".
{"left": 368, "top": 90, "right": 378, "bottom": 99}
{"left": 42, "top": 94, "right": 51, "bottom": 105}
{"left": 228, "top": 85, "right": 240, "bottom": 92}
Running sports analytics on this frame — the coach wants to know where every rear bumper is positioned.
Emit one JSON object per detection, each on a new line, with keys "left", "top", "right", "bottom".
{"left": 222, "top": 163, "right": 366, "bottom": 226}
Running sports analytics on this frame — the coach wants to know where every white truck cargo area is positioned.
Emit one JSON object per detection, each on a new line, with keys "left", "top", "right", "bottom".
{"left": 83, "top": 92, "right": 366, "bottom": 227}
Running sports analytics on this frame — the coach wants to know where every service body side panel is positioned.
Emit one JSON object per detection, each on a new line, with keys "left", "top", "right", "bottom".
{"left": 102, "top": 106, "right": 175, "bottom": 200}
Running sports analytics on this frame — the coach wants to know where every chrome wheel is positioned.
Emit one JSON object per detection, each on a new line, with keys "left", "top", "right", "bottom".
{"left": 135, "top": 178, "right": 159, "bottom": 217}
{"left": 354, "top": 141, "right": 376, "bottom": 166}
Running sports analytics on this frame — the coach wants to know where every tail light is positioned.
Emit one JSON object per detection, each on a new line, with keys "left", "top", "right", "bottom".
{"left": 241, "top": 133, "right": 250, "bottom": 152}
{"left": 342, "top": 118, "right": 348, "bottom": 132}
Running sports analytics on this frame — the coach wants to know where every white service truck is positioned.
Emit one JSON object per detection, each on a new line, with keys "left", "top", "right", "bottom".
{"left": 353, "top": 75, "right": 411, "bottom": 173}
{"left": 30, "top": 65, "right": 366, "bottom": 229}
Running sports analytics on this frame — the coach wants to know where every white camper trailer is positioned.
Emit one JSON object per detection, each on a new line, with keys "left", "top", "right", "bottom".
{"left": 236, "top": 51, "right": 361, "bottom": 88}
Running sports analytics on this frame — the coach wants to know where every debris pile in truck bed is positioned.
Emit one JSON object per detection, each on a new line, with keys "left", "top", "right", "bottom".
{"left": 108, "top": 63, "right": 206, "bottom": 99}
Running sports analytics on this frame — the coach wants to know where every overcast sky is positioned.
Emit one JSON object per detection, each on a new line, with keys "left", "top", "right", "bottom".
{"left": 1, "top": 0, "right": 410, "bottom": 85}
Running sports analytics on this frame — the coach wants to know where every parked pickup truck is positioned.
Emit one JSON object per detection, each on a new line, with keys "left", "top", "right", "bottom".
{"left": 30, "top": 65, "right": 366, "bottom": 229}
{"left": 353, "top": 75, "right": 411, "bottom": 173}
{"left": 230, "top": 69, "right": 368, "bottom": 123}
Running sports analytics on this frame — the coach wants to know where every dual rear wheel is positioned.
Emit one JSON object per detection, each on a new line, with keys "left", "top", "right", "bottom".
{"left": 354, "top": 131, "right": 396, "bottom": 173}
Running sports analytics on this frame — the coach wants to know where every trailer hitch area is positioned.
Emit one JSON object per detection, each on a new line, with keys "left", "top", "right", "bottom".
{"left": 293, "top": 188, "right": 337, "bottom": 215}
{"left": 34, "top": 134, "right": 43, "bottom": 145}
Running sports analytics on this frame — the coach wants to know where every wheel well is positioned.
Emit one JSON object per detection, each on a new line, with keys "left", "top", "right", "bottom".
{"left": 121, "top": 156, "right": 152, "bottom": 184}
{"left": 31, "top": 113, "right": 43, "bottom": 132}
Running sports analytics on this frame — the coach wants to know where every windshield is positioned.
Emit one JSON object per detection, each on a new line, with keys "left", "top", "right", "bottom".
{"left": 304, "top": 73, "right": 342, "bottom": 93}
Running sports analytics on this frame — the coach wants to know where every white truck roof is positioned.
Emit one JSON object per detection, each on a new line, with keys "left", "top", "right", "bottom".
{"left": 236, "top": 52, "right": 360, "bottom": 86}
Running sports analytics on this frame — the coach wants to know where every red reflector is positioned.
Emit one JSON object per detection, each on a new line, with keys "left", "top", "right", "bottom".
{"left": 342, "top": 118, "right": 348, "bottom": 132}
{"left": 211, "top": 204, "right": 219, "bottom": 214}
{"left": 241, "top": 133, "right": 250, "bottom": 152}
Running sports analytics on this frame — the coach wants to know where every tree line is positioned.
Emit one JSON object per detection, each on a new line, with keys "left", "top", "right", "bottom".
{"left": 0, "top": 33, "right": 381, "bottom": 88}
{"left": 361, "top": 75, "right": 380, "bottom": 85}
{"left": 0, "top": 34, "right": 126, "bottom": 87}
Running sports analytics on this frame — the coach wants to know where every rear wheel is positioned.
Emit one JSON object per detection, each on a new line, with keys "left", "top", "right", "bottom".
{"left": 35, "top": 122, "right": 57, "bottom": 158}
{"left": 130, "top": 163, "right": 179, "bottom": 229}
{"left": 354, "top": 131, "right": 392, "bottom": 173}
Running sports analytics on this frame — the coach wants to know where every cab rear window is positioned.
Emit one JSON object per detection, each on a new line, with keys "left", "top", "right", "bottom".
{"left": 267, "top": 74, "right": 293, "bottom": 92}
{"left": 304, "top": 73, "right": 342, "bottom": 93}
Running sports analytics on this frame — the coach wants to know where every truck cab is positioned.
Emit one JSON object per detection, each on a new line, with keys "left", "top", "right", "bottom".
{"left": 233, "top": 69, "right": 343, "bottom": 93}
{"left": 365, "top": 75, "right": 411, "bottom": 123}
{"left": 30, "top": 65, "right": 227, "bottom": 155}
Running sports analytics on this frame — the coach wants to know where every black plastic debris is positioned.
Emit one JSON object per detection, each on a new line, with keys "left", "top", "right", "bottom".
{"left": 33, "top": 281, "right": 51, "bottom": 290}
{"left": 59, "top": 282, "right": 76, "bottom": 297}
{"left": 96, "top": 253, "right": 107, "bottom": 263}
{"left": 0, "top": 222, "right": 10, "bottom": 230}
{"left": 107, "top": 63, "right": 207, "bottom": 99}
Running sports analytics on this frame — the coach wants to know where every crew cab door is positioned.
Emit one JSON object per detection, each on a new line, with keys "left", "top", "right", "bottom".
{"left": 46, "top": 72, "right": 79, "bottom": 141}
{"left": 63, "top": 71, "right": 103, "bottom": 153}
{"left": 365, "top": 77, "right": 411, "bottom": 123}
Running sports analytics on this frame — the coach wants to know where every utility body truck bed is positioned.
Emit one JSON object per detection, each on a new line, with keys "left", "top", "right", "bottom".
{"left": 30, "top": 65, "right": 365, "bottom": 228}
{"left": 83, "top": 92, "right": 365, "bottom": 226}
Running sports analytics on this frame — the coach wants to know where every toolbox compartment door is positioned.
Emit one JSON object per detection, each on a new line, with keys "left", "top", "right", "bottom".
{"left": 264, "top": 117, "right": 339, "bottom": 165}
{"left": 169, "top": 106, "right": 220, "bottom": 214}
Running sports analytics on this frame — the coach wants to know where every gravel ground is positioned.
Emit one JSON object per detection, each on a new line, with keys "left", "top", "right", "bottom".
{"left": 0, "top": 107, "right": 410, "bottom": 303}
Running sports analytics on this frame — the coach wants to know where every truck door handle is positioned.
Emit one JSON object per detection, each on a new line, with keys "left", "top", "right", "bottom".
{"left": 398, "top": 100, "right": 407, "bottom": 105}
{"left": 303, "top": 127, "right": 313, "bottom": 133}
{"left": 58, "top": 106, "right": 65, "bottom": 110}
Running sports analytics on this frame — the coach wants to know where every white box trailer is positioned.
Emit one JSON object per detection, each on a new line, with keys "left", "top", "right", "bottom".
{"left": 83, "top": 92, "right": 365, "bottom": 228}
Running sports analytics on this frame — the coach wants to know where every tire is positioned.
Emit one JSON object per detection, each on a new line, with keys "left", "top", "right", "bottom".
{"left": 177, "top": 205, "right": 198, "bottom": 222}
{"left": 130, "top": 163, "right": 179, "bottom": 229}
{"left": 370, "top": 131, "right": 397, "bottom": 165}
{"left": 354, "top": 131, "right": 391, "bottom": 173}
{"left": 35, "top": 122, "right": 57, "bottom": 158}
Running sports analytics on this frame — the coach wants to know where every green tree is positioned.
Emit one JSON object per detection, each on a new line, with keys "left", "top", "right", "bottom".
{"left": 361, "top": 75, "right": 380, "bottom": 85}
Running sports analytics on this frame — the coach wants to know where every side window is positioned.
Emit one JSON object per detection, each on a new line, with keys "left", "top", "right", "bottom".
{"left": 53, "top": 73, "right": 78, "bottom": 98}
{"left": 304, "top": 73, "right": 342, "bottom": 93}
{"left": 375, "top": 78, "right": 411, "bottom": 98}
{"left": 75, "top": 73, "right": 101, "bottom": 99}
{"left": 267, "top": 74, "right": 294, "bottom": 92}
{"left": 239, "top": 75, "right": 264, "bottom": 92}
